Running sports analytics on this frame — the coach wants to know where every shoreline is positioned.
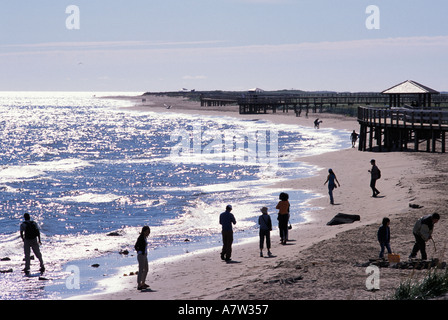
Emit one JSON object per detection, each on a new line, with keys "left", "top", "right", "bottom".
{"left": 71, "top": 95, "right": 447, "bottom": 300}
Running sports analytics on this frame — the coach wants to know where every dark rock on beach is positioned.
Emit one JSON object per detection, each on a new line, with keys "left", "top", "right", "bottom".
{"left": 0, "top": 268, "right": 13, "bottom": 273}
{"left": 327, "top": 213, "right": 360, "bottom": 226}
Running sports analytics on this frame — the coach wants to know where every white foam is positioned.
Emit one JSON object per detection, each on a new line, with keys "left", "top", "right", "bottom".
{"left": 0, "top": 159, "right": 92, "bottom": 183}
{"left": 55, "top": 192, "right": 121, "bottom": 204}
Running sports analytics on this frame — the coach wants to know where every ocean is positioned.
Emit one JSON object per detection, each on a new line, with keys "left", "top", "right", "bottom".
{"left": 0, "top": 91, "right": 351, "bottom": 299}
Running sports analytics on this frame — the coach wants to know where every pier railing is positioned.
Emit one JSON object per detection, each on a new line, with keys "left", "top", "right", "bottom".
{"left": 195, "top": 92, "right": 448, "bottom": 113}
{"left": 357, "top": 106, "right": 448, "bottom": 130}
{"left": 357, "top": 106, "right": 448, "bottom": 153}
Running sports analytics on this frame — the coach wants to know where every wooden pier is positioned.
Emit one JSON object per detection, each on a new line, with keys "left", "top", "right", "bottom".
{"left": 200, "top": 97, "right": 237, "bottom": 107}
{"left": 237, "top": 94, "right": 389, "bottom": 114}
{"left": 357, "top": 106, "right": 448, "bottom": 153}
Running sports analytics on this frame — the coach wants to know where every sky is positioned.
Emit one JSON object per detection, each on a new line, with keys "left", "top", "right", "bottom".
{"left": 1, "top": 0, "right": 447, "bottom": 93}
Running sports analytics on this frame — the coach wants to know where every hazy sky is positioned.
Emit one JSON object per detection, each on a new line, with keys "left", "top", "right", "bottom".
{"left": 1, "top": 0, "right": 447, "bottom": 92}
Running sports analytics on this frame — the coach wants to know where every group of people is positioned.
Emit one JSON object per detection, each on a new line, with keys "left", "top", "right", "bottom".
{"left": 127, "top": 153, "right": 440, "bottom": 291}
{"left": 377, "top": 213, "right": 440, "bottom": 260}
{"left": 131, "top": 194, "right": 290, "bottom": 290}
{"left": 218, "top": 192, "right": 291, "bottom": 262}
{"left": 323, "top": 158, "right": 381, "bottom": 206}
{"left": 320, "top": 156, "right": 441, "bottom": 262}
{"left": 19, "top": 153, "right": 440, "bottom": 291}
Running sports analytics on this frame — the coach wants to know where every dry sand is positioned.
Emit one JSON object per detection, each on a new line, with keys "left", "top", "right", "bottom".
{"left": 73, "top": 95, "right": 448, "bottom": 300}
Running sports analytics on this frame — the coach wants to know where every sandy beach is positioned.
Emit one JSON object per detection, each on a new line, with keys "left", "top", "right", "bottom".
{"left": 73, "top": 95, "right": 448, "bottom": 301}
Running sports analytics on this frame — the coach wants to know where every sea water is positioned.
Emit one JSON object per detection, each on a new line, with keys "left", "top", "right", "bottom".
{"left": 0, "top": 92, "right": 351, "bottom": 299}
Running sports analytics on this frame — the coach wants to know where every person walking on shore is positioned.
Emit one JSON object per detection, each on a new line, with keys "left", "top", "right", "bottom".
{"left": 134, "top": 226, "right": 151, "bottom": 290}
{"left": 324, "top": 168, "right": 340, "bottom": 205}
{"left": 20, "top": 213, "right": 45, "bottom": 275}
{"left": 258, "top": 207, "right": 273, "bottom": 257}
{"left": 350, "top": 130, "right": 359, "bottom": 148}
{"left": 409, "top": 213, "right": 440, "bottom": 260}
{"left": 276, "top": 192, "right": 290, "bottom": 245}
{"left": 377, "top": 217, "right": 392, "bottom": 259}
{"left": 220, "top": 205, "right": 236, "bottom": 262}
{"left": 368, "top": 159, "right": 381, "bottom": 197}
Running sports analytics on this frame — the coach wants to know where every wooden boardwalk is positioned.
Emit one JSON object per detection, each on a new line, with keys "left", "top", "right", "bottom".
{"left": 234, "top": 93, "right": 448, "bottom": 114}
{"left": 237, "top": 94, "right": 386, "bottom": 114}
{"left": 357, "top": 106, "right": 448, "bottom": 153}
{"left": 200, "top": 97, "right": 237, "bottom": 107}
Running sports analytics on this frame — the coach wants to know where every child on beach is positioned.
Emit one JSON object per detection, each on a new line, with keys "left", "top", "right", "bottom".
{"left": 134, "top": 226, "right": 151, "bottom": 290}
{"left": 377, "top": 217, "right": 392, "bottom": 259}
{"left": 276, "top": 192, "right": 290, "bottom": 245}
{"left": 258, "top": 207, "right": 273, "bottom": 257}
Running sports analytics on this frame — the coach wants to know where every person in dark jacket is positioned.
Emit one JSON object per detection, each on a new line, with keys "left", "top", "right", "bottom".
{"left": 409, "top": 213, "right": 440, "bottom": 260}
{"left": 20, "top": 213, "right": 45, "bottom": 275}
{"left": 377, "top": 217, "right": 392, "bottom": 259}
{"left": 258, "top": 207, "right": 273, "bottom": 258}
{"left": 134, "top": 226, "right": 150, "bottom": 290}
{"left": 219, "top": 205, "right": 236, "bottom": 262}
{"left": 369, "top": 159, "right": 381, "bottom": 197}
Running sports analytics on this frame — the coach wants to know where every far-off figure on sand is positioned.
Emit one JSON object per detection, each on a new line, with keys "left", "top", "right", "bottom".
{"left": 368, "top": 159, "right": 381, "bottom": 197}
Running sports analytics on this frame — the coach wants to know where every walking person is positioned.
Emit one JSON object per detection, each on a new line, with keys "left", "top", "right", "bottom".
{"left": 134, "top": 226, "right": 150, "bottom": 290}
{"left": 350, "top": 130, "right": 359, "bottom": 148}
{"left": 324, "top": 168, "right": 340, "bottom": 205}
{"left": 368, "top": 159, "right": 381, "bottom": 197}
{"left": 219, "top": 205, "right": 236, "bottom": 262}
{"left": 20, "top": 213, "right": 45, "bottom": 275}
{"left": 276, "top": 192, "right": 290, "bottom": 245}
{"left": 409, "top": 213, "right": 440, "bottom": 260}
{"left": 377, "top": 217, "right": 392, "bottom": 259}
{"left": 258, "top": 207, "right": 273, "bottom": 257}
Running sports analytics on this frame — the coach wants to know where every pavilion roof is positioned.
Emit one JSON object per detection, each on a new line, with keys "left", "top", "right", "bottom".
{"left": 382, "top": 80, "right": 439, "bottom": 94}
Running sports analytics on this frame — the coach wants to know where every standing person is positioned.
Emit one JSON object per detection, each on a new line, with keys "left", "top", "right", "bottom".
{"left": 409, "top": 213, "right": 440, "bottom": 260}
{"left": 20, "top": 213, "right": 45, "bottom": 275}
{"left": 219, "top": 205, "right": 236, "bottom": 262}
{"left": 258, "top": 207, "right": 273, "bottom": 257}
{"left": 350, "top": 130, "right": 359, "bottom": 148}
{"left": 368, "top": 159, "right": 381, "bottom": 197}
{"left": 134, "top": 226, "right": 150, "bottom": 290}
{"left": 377, "top": 217, "right": 392, "bottom": 259}
{"left": 324, "top": 168, "right": 340, "bottom": 205}
{"left": 276, "top": 192, "right": 290, "bottom": 245}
